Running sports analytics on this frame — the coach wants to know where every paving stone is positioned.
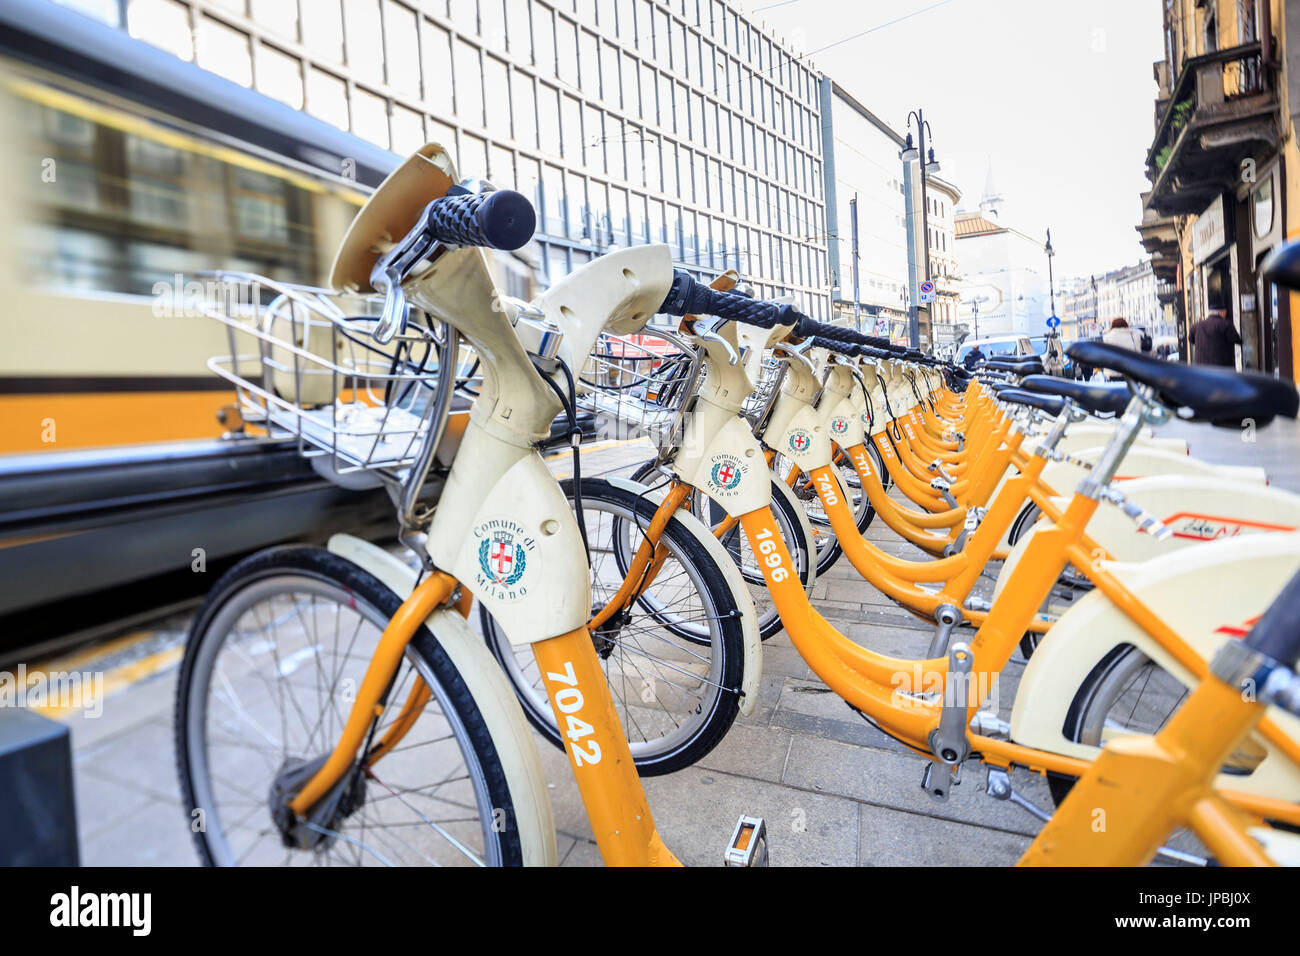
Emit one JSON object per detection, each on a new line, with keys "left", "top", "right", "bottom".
{"left": 856, "top": 803, "right": 1031, "bottom": 866}
{"left": 782, "top": 733, "right": 1054, "bottom": 838}
{"left": 695, "top": 723, "right": 791, "bottom": 783}
{"left": 644, "top": 766, "right": 860, "bottom": 866}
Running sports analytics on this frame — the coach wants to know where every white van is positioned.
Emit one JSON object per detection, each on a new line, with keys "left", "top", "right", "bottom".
{"left": 955, "top": 335, "right": 1033, "bottom": 366}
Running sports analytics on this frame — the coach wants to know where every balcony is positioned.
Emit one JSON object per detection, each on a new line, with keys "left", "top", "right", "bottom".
{"left": 1143, "top": 42, "right": 1280, "bottom": 217}
{"left": 1137, "top": 191, "right": 1179, "bottom": 282}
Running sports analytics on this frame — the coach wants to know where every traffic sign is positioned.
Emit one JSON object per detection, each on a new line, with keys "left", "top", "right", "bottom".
{"left": 1046, "top": 315, "right": 1060, "bottom": 329}
{"left": 919, "top": 280, "right": 935, "bottom": 303}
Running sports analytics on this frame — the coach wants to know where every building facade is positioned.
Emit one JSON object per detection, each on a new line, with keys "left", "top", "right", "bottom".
{"left": 1139, "top": 0, "right": 1292, "bottom": 375}
{"left": 1095, "top": 260, "right": 1165, "bottom": 336}
{"left": 954, "top": 170, "right": 1050, "bottom": 340}
{"left": 926, "top": 176, "right": 962, "bottom": 346}
{"left": 72, "top": 0, "right": 832, "bottom": 311}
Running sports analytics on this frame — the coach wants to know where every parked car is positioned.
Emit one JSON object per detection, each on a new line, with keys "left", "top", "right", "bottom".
{"left": 955, "top": 335, "right": 1034, "bottom": 367}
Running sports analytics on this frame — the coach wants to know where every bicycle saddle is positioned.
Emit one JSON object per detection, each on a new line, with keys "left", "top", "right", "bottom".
{"left": 1067, "top": 341, "right": 1299, "bottom": 427}
{"left": 1019, "top": 375, "right": 1131, "bottom": 417}
{"left": 992, "top": 387, "right": 1067, "bottom": 417}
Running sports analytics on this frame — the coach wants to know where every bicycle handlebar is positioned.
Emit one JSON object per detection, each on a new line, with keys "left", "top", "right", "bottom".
{"left": 369, "top": 187, "right": 536, "bottom": 344}
{"left": 417, "top": 188, "right": 537, "bottom": 251}
{"left": 657, "top": 271, "right": 923, "bottom": 361}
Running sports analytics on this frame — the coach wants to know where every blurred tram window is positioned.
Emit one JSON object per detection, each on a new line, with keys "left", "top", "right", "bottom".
{"left": 13, "top": 80, "right": 367, "bottom": 296}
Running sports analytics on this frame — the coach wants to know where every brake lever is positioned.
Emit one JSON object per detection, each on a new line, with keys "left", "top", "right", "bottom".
{"left": 691, "top": 314, "right": 741, "bottom": 366}
{"left": 773, "top": 337, "right": 816, "bottom": 374}
{"left": 369, "top": 207, "right": 444, "bottom": 344}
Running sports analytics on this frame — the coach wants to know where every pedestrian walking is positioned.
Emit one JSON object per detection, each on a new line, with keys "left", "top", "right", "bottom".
{"left": 1188, "top": 273, "right": 1241, "bottom": 368}
{"left": 1100, "top": 318, "right": 1144, "bottom": 380}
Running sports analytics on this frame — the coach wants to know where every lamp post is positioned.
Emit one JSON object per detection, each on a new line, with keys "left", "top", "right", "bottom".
{"left": 1045, "top": 228, "right": 1057, "bottom": 320}
{"left": 902, "top": 109, "right": 940, "bottom": 350}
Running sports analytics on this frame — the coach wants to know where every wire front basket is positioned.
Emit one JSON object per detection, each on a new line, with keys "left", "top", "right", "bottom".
{"left": 574, "top": 327, "right": 702, "bottom": 453}
{"left": 200, "top": 272, "right": 454, "bottom": 488}
{"left": 741, "top": 356, "right": 787, "bottom": 432}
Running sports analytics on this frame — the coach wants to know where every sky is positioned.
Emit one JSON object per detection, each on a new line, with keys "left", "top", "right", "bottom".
{"left": 737, "top": 0, "right": 1166, "bottom": 282}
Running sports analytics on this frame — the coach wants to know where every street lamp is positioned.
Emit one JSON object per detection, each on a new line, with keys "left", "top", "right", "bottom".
{"left": 903, "top": 109, "right": 939, "bottom": 351}
{"left": 1045, "top": 228, "right": 1057, "bottom": 319}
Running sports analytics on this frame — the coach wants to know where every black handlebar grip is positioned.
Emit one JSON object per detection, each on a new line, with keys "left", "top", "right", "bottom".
{"left": 1243, "top": 568, "right": 1300, "bottom": 666}
{"left": 423, "top": 189, "right": 536, "bottom": 250}
{"left": 798, "top": 321, "right": 894, "bottom": 351}
{"left": 659, "top": 271, "right": 799, "bottom": 328}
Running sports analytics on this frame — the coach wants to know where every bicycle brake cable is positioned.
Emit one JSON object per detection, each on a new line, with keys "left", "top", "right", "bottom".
{"left": 534, "top": 357, "right": 591, "bottom": 564}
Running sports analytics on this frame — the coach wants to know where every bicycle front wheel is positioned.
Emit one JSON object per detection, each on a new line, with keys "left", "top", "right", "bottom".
{"left": 481, "top": 478, "right": 746, "bottom": 776}
{"left": 176, "top": 547, "right": 525, "bottom": 866}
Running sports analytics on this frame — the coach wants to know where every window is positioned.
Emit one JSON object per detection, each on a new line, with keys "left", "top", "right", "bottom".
{"left": 460, "top": 134, "right": 488, "bottom": 179}
{"left": 422, "top": 23, "right": 455, "bottom": 117}
{"left": 454, "top": 40, "right": 484, "bottom": 127}
{"left": 343, "top": 0, "right": 384, "bottom": 86}
{"left": 251, "top": 0, "right": 298, "bottom": 41}
{"left": 621, "top": 52, "right": 639, "bottom": 114}
{"left": 609, "top": 185, "right": 629, "bottom": 243}
{"left": 196, "top": 17, "right": 252, "bottom": 87}
{"left": 533, "top": 4, "right": 555, "bottom": 76}
{"left": 625, "top": 126, "right": 644, "bottom": 188}
{"left": 579, "top": 30, "right": 600, "bottom": 88}
{"left": 640, "top": 64, "right": 658, "bottom": 125}
{"left": 601, "top": 41, "right": 621, "bottom": 107}
{"left": 483, "top": 57, "right": 511, "bottom": 136}
{"left": 537, "top": 83, "right": 561, "bottom": 156}
{"left": 481, "top": 0, "right": 506, "bottom": 49}
{"left": 128, "top": 0, "right": 195, "bottom": 61}
{"left": 351, "top": 86, "right": 390, "bottom": 148}
{"left": 542, "top": 164, "right": 564, "bottom": 235}
{"left": 383, "top": 1, "right": 421, "bottom": 97}
{"left": 583, "top": 104, "right": 603, "bottom": 170}
{"left": 564, "top": 170, "right": 585, "bottom": 239}
{"left": 661, "top": 140, "right": 677, "bottom": 195}
{"left": 256, "top": 44, "right": 304, "bottom": 109}
{"left": 561, "top": 93, "right": 582, "bottom": 158}
{"left": 306, "top": 68, "right": 349, "bottom": 129}
{"left": 511, "top": 69, "right": 536, "bottom": 146}
{"left": 301, "top": 0, "right": 344, "bottom": 61}
{"left": 506, "top": 0, "right": 531, "bottom": 59}
{"left": 643, "top": 138, "right": 660, "bottom": 193}
{"left": 489, "top": 144, "right": 515, "bottom": 190}
{"left": 556, "top": 17, "right": 579, "bottom": 87}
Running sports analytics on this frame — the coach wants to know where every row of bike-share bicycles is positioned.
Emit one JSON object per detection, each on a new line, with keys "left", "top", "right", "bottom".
{"left": 177, "top": 144, "right": 1300, "bottom": 866}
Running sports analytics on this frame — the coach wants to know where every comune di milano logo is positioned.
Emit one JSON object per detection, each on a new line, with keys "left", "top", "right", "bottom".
{"left": 50, "top": 886, "right": 151, "bottom": 936}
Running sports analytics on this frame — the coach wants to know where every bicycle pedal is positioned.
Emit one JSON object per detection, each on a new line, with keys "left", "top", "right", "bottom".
{"left": 921, "top": 761, "right": 960, "bottom": 802}
{"left": 723, "top": 815, "right": 769, "bottom": 867}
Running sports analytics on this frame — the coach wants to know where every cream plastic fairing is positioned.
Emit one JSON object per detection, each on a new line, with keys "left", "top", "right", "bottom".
{"left": 1009, "top": 532, "right": 1300, "bottom": 800}
{"left": 993, "top": 475, "right": 1300, "bottom": 601}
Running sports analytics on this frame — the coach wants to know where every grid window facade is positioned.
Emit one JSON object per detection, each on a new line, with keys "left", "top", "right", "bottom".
{"left": 103, "top": 0, "right": 829, "bottom": 311}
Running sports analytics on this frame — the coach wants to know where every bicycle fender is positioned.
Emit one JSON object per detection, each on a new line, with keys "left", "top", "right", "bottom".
{"left": 325, "top": 533, "right": 558, "bottom": 866}
{"left": 1009, "top": 532, "right": 1300, "bottom": 801}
